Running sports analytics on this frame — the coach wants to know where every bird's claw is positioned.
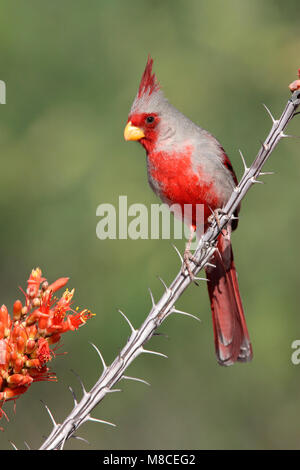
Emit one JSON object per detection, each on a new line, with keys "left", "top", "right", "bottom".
{"left": 208, "top": 208, "right": 230, "bottom": 236}
{"left": 207, "top": 208, "right": 223, "bottom": 229}
{"left": 182, "top": 249, "right": 199, "bottom": 286}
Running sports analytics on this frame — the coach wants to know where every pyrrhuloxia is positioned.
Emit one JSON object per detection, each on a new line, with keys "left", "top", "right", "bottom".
{"left": 124, "top": 57, "right": 252, "bottom": 366}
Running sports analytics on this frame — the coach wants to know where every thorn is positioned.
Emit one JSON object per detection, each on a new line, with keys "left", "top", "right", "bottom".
{"left": 258, "top": 139, "right": 269, "bottom": 151}
{"left": 107, "top": 388, "right": 122, "bottom": 393}
{"left": 68, "top": 385, "right": 78, "bottom": 406}
{"left": 24, "top": 441, "right": 30, "bottom": 450}
{"left": 259, "top": 171, "right": 275, "bottom": 176}
{"left": 262, "top": 103, "right": 277, "bottom": 123}
{"left": 251, "top": 177, "right": 264, "bottom": 184}
{"left": 220, "top": 212, "right": 231, "bottom": 223}
{"left": 172, "top": 244, "right": 183, "bottom": 263}
{"left": 280, "top": 132, "right": 300, "bottom": 139}
{"left": 118, "top": 309, "right": 136, "bottom": 334}
{"left": 293, "top": 111, "right": 300, "bottom": 117}
{"left": 87, "top": 416, "right": 116, "bottom": 427}
{"left": 171, "top": 308, "right": 202, "bottom": 323}
{"left": 157, "top": 275, "right": 169, "bottom": 293}
{"left": 89, "top": 342, "right": 107, "bottom": 371}
{"left": 207, "top": 204, "right": 215, "bottom": 217}
{"left": 70, "top": 369, "right": 88, "bottom": 396}
{"left": 238, "top": 149, "right": 248, "bottom": 172}
{"left": 141, "top": 347, "right": 168, "bottom": 359}
{"left": 205, "top": 262, "right": 216, "bottom": 269}
{"left": 9, "top": 441, "right": 18, "bottom": 450}
{"left": 148, "top": 287, "right": 155, "bottom": 307}
{"left": 122, "top": 375, "right": 151, "bottom": 386}
{"left": 263, "top": 142, "right": 269, "bottom": 151}
{"left": 41, "top": 400, "right": 57, "bottom": 427}
{"left": 72, "top": 435, "right": 90, "bottom": 445}
{"left": 193, "top": 276, "right": 208, "bottom": 282}
{"left": 153, "top": 331, "right": 169, "bottom": 339}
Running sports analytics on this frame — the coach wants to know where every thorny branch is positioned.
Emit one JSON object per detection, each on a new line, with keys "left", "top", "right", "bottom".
{"left": 35, "top": 88, "right": 300, "bottom": 450}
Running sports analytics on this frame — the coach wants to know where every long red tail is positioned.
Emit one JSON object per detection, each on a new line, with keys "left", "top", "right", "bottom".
{"left": 205, "top": 229, "right": 252, "bottom": 366}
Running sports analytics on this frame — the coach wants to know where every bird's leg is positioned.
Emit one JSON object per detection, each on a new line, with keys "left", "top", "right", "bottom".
{"left": 182, "top": 225, "right": 197, "bottom": 283}
{"left": 208, "top": 207, "right": 229, "bottom": 236}
{"left": 208, "top": 207, "right": 222, "bottom": 229}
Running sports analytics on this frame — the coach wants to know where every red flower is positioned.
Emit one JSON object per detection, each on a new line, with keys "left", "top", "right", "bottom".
{"left": 26, "top": 268, "right": 45, "bottom": 300}
{"left": 36, "top": 338, "right": 52, "bottom": 366}
{"left": 0, "top": 268, "right": 93, "bottom": 420}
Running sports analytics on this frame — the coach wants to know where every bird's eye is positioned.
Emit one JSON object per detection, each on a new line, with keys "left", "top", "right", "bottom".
{"left": 146, "top": 116, "right": 155, "bottom": 124}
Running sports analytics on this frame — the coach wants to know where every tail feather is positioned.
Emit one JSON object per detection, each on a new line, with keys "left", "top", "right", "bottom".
{"left": 205, "top": 228, "right": 252, "bottom": 366}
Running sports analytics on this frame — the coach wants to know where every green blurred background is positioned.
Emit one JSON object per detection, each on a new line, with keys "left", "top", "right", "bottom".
{"left": 0, "top": 0, "right": 299, "bottom": 450}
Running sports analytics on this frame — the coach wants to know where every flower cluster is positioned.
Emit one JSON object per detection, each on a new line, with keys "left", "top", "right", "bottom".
{"left": 0, "top": 268, "right": 93, "bottom": 418}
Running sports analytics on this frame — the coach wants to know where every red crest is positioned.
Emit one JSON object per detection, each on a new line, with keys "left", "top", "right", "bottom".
{"left": 138, "top": 55, "right": 160, "bottom": 98}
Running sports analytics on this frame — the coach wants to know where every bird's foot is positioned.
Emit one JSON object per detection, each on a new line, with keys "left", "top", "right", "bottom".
{"left": 208, "top": 208, "right": 229, "bottom": 236}
{"left": 182, "top": 228, "right": 199, "bottom": 285}
{"left": 208, "top": 208, "right": 223, "bottom": 228}
{"left": 182, "top": 248, "right": 195, "bottom": 281}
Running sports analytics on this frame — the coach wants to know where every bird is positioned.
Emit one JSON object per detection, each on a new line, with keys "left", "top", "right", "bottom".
{"left": 124, "top": 56, "right": 252, "bottom": 366}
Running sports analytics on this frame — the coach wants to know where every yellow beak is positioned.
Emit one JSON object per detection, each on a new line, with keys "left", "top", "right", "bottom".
{"left": 124, "top": 121, "right": 145, "bottom": 141}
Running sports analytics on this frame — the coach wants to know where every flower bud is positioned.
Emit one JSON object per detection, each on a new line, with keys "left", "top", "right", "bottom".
{"left": 13, "top": 300, "right": 23, "bottom": 321}
{"left": 26, "top": 338, "right": 36, "bottom": 354}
